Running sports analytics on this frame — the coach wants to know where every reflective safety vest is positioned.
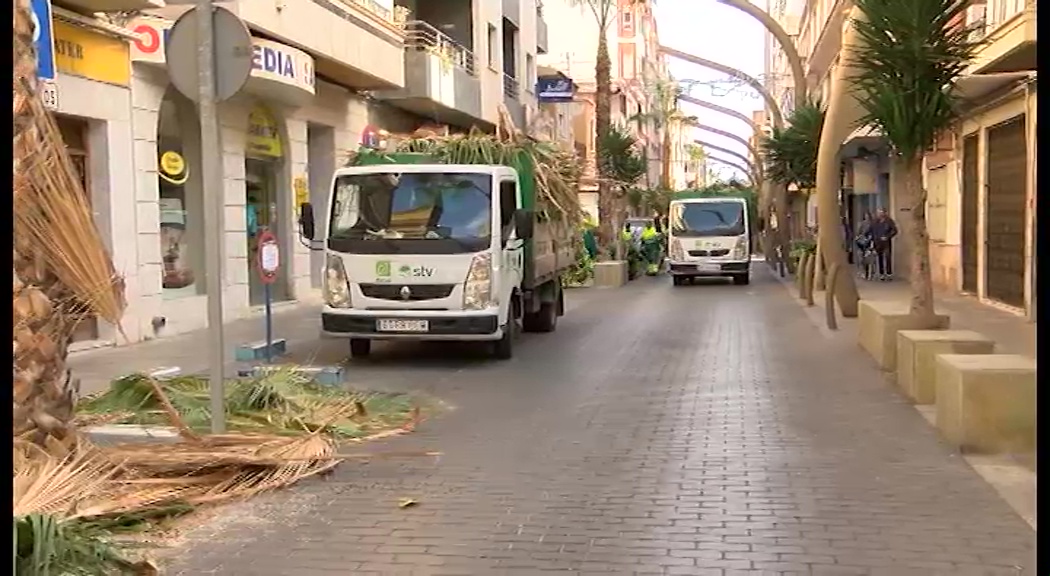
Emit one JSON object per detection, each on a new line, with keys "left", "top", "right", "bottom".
{"left": 640, "top": 225, "right": 658, "bottom": 241}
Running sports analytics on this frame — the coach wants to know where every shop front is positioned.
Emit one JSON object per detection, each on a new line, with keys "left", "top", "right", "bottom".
{"left": 45, "top": 14, "right": 137, "bottom": 346}
{"left": 129, "top": 16, "right": 338, "bottom": 336}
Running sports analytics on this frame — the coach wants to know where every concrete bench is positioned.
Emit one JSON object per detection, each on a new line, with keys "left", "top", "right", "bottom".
{"left": 858, "top": 300, "right": 950, "bottom": 371}
{"left": 234, "top": 338, "right": 288, "bottom": 362}
{"left": 896, "top": 330, "right": 995, "bottom": 404}
{"left": 935, "top": 354, "right": 1036, "bottom": 454}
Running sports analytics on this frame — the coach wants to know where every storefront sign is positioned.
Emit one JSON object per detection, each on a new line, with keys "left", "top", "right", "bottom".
{"left": 293, "top": 176, "right": 308, "bottom": 208}
{"left": 159, "top": 151, "right": 188, "bottom": 185}
{"left": 247, "top": 105, "right": 282, "bottom": 158}
{"left": 250, "top": 40, "right": 315, "bottom": 96}
{"left": 30, "top": 0, "right": 56, "bottom": 81}
{"left": 131, "top": 18, "right": 315, "bottom": 99}
{"left": 536, "top": 74, "right": 575, "bottom": 103}
{"left": 53, "top": 20, "right": 130, "bottom": 87}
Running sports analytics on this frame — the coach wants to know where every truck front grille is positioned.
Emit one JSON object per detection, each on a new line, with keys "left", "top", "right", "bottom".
{"left": 358, "top": 284, "right": 456, "bottom": 301}
{"left": 688, "top": 249, "right": 730, "bottom": 257}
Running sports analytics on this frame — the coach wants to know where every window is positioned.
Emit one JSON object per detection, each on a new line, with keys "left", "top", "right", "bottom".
{"left": 487, "top": 24, "right": 498, "bottom": 69}
{"left": 499, "top": 180, "right": 518, "bottom": 229}
{"left": 525, "top": 54, "right": 535, "bottom": 93}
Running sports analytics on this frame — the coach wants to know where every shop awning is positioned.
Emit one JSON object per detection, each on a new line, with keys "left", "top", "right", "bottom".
{"left": 953, "top": 72, "right": 1035, "bottom": 101}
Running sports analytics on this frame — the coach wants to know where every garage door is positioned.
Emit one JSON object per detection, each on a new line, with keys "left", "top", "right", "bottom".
{"left": 984, "top": 115, "right": 1027, "bottom": 308}
{"left": 961, "top": 134, "right": 979, "bottom": 293}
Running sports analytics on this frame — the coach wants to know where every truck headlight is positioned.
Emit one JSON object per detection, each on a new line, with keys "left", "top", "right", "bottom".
{"left": 669, "top": 238, "right": 685, "bottom": 261}
{"left": 463, "top": 253, "right": 495, "bottom": 310}
{"left": 732, "top": 236, "right": 748, "bottom": 260}
{"left": 324, "top": 254, "right": 351, "bottom": 308}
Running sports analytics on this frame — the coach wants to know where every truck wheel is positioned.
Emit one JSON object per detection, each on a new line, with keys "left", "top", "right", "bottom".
{"left": 523, "top": 301, "right": 557, "bottom": 332}
{"left": 672, "top": 276, "right": 684, "bottom": 286}
{"left": 349, "top": 338, "right": 371, "bottom": 358}
{"left": 732, "top": 273, "right": 750, "bottom": 286}
{"left": 493, "top": 324, "right": 514, "bottom": 359}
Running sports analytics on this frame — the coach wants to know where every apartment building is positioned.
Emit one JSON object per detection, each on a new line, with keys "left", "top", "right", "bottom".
{"left": 539, "top": 0, "right": 668, "bottom": 220}
{"left": 765, "top": 0, "right": 1037, "bottom": 319}
{"left": 34, "top": 0, "right": 546, "bottom": 348}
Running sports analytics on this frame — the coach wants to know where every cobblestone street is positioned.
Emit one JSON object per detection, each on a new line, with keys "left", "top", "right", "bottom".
{"left": 164, "top": 265, "right": 1035, "bottom": 575}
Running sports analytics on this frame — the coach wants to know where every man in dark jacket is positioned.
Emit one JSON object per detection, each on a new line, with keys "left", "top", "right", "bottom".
{"left": 868, "top": 208, "right": 898, "bottom": 280}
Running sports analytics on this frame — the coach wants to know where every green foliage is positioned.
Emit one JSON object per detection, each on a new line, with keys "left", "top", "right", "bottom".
{"left": 761, "top": 100, "right": 825, "bottom": 190}
{"left": 789, "top": 238, "right": 817, "bottom": 266}
{"left": 849, "top": 0, "right": 982, "bottom": 160}
{"left": 565, "top": 246, "right": 596, "bottom": 285}
{"left": 14, "top": 515, "right": 136, "bottom": 576}
{"left": 78, "top": 370, "right": 416, "bottom": 439}
{"left": 598, "top": 125, "right": 647, "bottom": 189}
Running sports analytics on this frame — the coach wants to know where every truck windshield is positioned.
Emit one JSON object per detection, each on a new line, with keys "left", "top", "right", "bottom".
{"left": 328, "top": 172, "right": 492, "bottom": 254}
{"left": 671, "top": 201, "right": 745, "bottom": 237}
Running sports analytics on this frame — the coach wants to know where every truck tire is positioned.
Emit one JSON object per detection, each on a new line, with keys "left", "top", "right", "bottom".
{"left": 672, "top": 276, "right": 685, "bottom": 286}
{"left": 349, "top": 338, "right": 371, "bottom": 359}
{"left": 493, "top": 323, "right": 514, "bottom": 359}
{"left": 732, "top": 273, "right": 750, "bottom": 286}
{"left": 522, "top": 286, "right": 560, "bottom": 333}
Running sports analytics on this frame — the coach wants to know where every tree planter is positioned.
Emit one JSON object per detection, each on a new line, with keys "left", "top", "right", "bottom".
{"left": 935, "top": 354, "right": 1035, "bottom": 454}
{"left": 895, "top": 330, "right": 995, "bottom": 404}
{"left": 593, "top": 261, "right": 627, "bottom": 288}
{"left": 857, "top": 300, "right": 949, "bottom": 371}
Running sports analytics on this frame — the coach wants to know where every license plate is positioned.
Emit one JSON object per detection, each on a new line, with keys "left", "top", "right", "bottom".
{"left": 376, "top": 319, "right": 429, "bottom": 332}
{"left": 698, "top": 263, "right": 722, "bottom": 273}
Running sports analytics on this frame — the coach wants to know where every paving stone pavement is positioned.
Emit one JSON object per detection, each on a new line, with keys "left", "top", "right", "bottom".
{"left": 164, "top": 265, "right": 1035, "bottom": 576}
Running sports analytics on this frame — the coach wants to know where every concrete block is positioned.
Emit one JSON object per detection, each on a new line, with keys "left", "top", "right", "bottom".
{"left": 234, "top": 338, "right": 288, "bottom": 361}
{"left": 858, "top": 300, "right": 950, "bottom": 371}
{"left": 896, "top": 330, "right": 995, "bottom": 404}
{"left": 593, "top": 261, "right": 627, "bottom": 288}
{"left": 935, "top": 354, "right": 1036, "bottom": 454}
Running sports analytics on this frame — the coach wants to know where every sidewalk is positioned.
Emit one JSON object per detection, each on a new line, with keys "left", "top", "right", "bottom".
{"left": 68, "top": 301, "right": 327, "bottom": 397}
{"left": 787, "top": 270, "right": 1035, "bottom": 358}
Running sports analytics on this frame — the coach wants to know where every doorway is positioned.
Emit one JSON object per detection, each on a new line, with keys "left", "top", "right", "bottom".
{"left": 246, "top": 157, "right": 290, "bottom": 305}
{"left": 56, "top": 115, "right": 100, "bottom": 343}
{"left": 307, "top": 124, "right": 336, "bottom": 289}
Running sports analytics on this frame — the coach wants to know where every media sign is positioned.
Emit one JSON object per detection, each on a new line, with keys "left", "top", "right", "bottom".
{"left": 536, "top": 75, "right": 575, "bottom": 103}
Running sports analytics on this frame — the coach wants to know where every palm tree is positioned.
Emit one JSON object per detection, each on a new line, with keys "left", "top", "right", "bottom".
{"left": 762, "top": 100, "right": 824, "bottom": 240}
{"left": 14, "top": 0, "right": 126, "bottom": 449}
{"left": 850, "top": 0, "right": 980, "bottom": 326}
{"left": 569, "top": 0, "right": 617, "bottom": 256}
{"left": 630, "top": 74, "right": 689, "bottom": 190}
{"left": 598, "top": 124, "right": 648, "bottom": 259}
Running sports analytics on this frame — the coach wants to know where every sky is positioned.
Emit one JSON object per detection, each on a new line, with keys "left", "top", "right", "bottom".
{"left": 651, "top": 0, "right": 767, "bottom": 182}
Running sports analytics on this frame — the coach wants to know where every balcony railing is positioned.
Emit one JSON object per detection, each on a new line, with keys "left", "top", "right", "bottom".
{"left": 404, "top": 20, "right": 476, "bottom": 75}
{"left": 503, "top": 73, "right": 521, "bottom": 99}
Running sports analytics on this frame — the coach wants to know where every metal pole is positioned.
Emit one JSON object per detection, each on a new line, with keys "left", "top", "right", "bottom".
{"left": 197, "top": 0, "right": 227, "bottom": 433}
{"left": 264, "top": 282, "right": 273, "bottom": 364}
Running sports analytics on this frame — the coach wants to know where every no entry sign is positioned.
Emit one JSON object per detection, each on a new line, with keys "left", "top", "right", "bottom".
{"left": 256, "top": 230, "right": 280, "bottom": 284}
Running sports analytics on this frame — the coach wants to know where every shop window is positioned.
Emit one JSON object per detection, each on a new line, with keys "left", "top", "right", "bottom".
{"left": 156, "top": 90, "right": 205, "bottom": 298}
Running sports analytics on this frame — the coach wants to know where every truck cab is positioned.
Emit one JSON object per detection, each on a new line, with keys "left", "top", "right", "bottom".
{"left": 667, "top": 196, "right": 751, "bottom": 286}
{"left": 298, "top": 160, "right": 567, "bottom": 360}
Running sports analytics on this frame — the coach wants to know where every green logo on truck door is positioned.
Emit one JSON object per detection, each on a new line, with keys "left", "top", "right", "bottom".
{"left": 375, "top": 261, "right": 391, "bottom": 277}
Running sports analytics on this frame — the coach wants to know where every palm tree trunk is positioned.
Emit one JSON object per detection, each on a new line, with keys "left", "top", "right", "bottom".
{"left": 774, "top": 183, "right": 793, "bottom": 273}
{"left": 897, "top": 154, "right": 938, "bottom": 326}
{"left": 594, "top": 33, "right": 614, "bottom": 259}
{"left": 814, "top": 7, "right": 863, "bottom": 318}
{"left": 660, "top": 128, "right": 672, "bottom": 189}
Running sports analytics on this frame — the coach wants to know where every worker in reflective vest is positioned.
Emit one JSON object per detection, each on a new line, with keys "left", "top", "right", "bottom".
{"left": 640, "top": 222, "right": 663, "bottom": 275}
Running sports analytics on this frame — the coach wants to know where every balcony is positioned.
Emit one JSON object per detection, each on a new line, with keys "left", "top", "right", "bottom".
{"left": 503, "top": 73, "right": 527, "bottom": 129}
{"left": 502, "top": 0, "right": 521, "bottom": 26}
{"left": 375, "top": 21, "right": 484, "bottom": 127}
{"left": 221, "top": 0, "right": 406, "bottom": 90}
{"left": 966, "top": 0, "right": 1036, "bottom": 74}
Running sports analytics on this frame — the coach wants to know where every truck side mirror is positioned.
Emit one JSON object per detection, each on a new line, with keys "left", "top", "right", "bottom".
{"left": 514, "top": 209, "right": 534, "bottom": 240}
{"left": 299, "top": 202, "right": 316, "bottom": 241}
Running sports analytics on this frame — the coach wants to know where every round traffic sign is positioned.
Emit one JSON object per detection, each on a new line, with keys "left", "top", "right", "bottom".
{"left": 166, "top": 5, "right": 252, "bottom": 103}
{"left": 256, "top": 230, "right": 280, "bottom": 285}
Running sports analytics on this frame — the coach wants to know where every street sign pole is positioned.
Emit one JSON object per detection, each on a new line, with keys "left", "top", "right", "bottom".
{"left": 196, "top": 0, "right": 227, "bottom": 433}
{"left": 256, "top": 230, "right": 280, "bottom": 365}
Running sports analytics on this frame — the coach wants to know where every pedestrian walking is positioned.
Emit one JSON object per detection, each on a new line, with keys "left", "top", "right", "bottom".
{"left": 869, "top": 208, "right": 898, "bottom": 281}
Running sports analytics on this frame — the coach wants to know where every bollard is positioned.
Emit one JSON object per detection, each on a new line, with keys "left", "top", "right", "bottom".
{"left": 804, "top": 255, "right": 816, "bottom": 306}
{"left": 825, "top": 263, "right": 840, "bottom": 330}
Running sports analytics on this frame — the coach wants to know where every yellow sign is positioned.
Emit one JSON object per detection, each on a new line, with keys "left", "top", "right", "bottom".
{"left": 160, "top": 151, "right": 185, "bottom": 175}
{"left": 53, "top": 21, "right": 131, "bottom": 87}
{"left": 293, "top": 176, "right": 308, "bottom": 207}
{"left": 247, "top": 106, "right": 282, "bottom": 158}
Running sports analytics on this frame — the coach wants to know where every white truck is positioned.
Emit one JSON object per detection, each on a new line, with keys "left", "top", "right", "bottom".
{"left": 297, "top": 153, "right": 576, "bottom": 360}
{"left": 666, "top": 195, "right": 752, "bottom": 286}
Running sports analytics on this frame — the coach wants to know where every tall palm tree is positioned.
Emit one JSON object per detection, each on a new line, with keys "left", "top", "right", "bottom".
{"left": 569, "top": 0, "right": 617, "bottom": 256}
{"left": 762, "top": 100, "right": 825, "bottom": 240}
{"left": 13, "top": 0, "right": 126, "bottom": 449}
{"left": 850, "top": 0, "right": 980, "bottom": 326}
{"left": 630, "top": 74, "right": 689, "bottom": 190}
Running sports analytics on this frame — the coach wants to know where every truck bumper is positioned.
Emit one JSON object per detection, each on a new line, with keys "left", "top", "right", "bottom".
{"left": 321, "top": 309, "right": 503, "bottom": 342}
{"left": 669, "top": 260, "right": 751, "bottom": 276}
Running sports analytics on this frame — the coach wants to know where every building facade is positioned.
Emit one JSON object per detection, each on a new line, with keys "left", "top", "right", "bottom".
{"left": 37, "top": 0, "right": 548, "bottom": 348}
{"left": 763, "top": 0, "right": 1036, "bottom": 319}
